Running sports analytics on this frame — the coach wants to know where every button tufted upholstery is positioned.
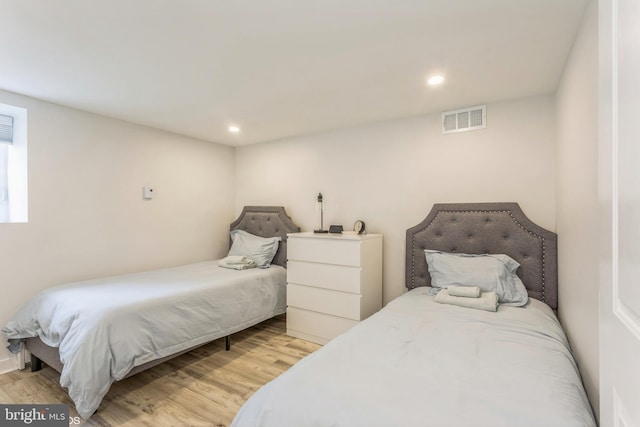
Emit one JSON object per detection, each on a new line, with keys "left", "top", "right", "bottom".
{"left": 229, "top": 206, "right": 301, "bottom": 267}
{"left": 405, "top": 203, "right": 558, "bottom": 309}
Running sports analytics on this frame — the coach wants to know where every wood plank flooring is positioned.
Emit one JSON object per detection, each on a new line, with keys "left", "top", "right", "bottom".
{"left": 0, "top": 315, "right": 320, "bottom": 426}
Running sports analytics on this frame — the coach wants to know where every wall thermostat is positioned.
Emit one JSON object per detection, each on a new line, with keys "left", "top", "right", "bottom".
{"left": 143, "top": 186, "right": 154, "bottom": 200}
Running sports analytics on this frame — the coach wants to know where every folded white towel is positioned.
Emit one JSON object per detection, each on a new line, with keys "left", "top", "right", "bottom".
{"left": 223, "top": 255, "right": 255, "bottom": 265}
{"left": 435, "top": 289, "right": 498, "bottom": 312}
{"left": 219, "top": 256, "right": 256, "bottom": 270}
{"left": 447, "top": 285, "right": 481, "bottom": 298}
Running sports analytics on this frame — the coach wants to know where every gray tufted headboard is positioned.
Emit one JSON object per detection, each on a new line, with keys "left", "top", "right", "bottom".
{"left": 405, "top": 203, "right": 558, "bottom": 309}
{"left": 230, "top": 206, "right": 301, "bottom": 268}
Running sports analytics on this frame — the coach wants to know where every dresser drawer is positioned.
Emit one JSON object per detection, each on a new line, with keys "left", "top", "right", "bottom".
{"left": 288, "top": 237, "right": 362, "bottom": 267}
{"left": 287, "top": 260, "right": 361, "bottom": 293}
{"left": 288, "top": 283, "right": 362, "bottom": 320}
{"left": 287, "top": 307, "right": 358, "bottom": 344}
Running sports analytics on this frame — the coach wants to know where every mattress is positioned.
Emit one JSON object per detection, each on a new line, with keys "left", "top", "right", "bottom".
{"left": 232, "top": 287, "right": 596, "bottom": 427}
{"left": 3, "top": 261, "right": 286, "bottom": 418}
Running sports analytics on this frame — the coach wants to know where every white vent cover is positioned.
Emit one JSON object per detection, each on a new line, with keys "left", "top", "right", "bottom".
{"left": 442, "top": 105, "right": 486, "bottom": 134}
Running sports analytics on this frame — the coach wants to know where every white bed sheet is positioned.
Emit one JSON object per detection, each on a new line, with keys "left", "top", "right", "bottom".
{"left": 3, "top": 261, "right": 286, "bottom": 418}
{"left": 232, "top": 287, "right": 596, "bottom": 427}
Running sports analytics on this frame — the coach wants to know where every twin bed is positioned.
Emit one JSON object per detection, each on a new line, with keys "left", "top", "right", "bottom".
{"left": 3, "top": 203, "right": 596, "bottom": 426}
{"left": 231, "top": 203, "right": 596, "bottom": 427}
{"left": 3, "top": 206, "right": 300, "bottom": 419}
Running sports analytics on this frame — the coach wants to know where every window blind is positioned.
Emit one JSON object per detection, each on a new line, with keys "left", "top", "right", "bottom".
{"left": 0, "top": 114, "right": 13, "bottom": 143}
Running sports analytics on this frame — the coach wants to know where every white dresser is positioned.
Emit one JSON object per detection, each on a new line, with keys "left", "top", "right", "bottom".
{"left": 286, "top": 232, "right": 383, "bottom": 345}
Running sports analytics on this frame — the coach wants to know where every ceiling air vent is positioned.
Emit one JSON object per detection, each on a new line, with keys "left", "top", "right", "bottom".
{"left": 442, "top": 105, "right": 486, "bottom": 134}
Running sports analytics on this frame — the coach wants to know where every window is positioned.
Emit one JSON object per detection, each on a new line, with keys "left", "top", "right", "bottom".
{"left": 0, "top": 103, "right": 28, "bottom": 223}
{"left": 0, "top": 140, "right": 9, "bottom": 222}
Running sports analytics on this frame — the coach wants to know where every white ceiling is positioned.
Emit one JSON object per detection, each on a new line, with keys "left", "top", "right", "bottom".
{"left": 1, "top": 0, "right": 587, "bottom": 146}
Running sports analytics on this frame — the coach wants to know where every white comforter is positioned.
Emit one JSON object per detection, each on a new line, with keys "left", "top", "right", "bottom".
{"left": 3, "top": 261, "right": 286, "bottom": 419}
{"left": 232, "top": 287, "right": 596, "bottom": 427}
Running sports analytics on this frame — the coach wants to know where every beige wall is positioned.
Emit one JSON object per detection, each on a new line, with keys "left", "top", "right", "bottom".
{"left": 0, "top": 90, "right": 235, "bottom": 371}
{"left": 236, "top": 94, "right": 557, "bottom": 304}
{"left": 555, "top": 0, "right": 599, "bottom": 418}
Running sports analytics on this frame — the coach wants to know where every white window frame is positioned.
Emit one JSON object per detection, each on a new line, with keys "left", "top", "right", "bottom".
{"left": 0, "top": 102, "right": 28, "bottom": 223}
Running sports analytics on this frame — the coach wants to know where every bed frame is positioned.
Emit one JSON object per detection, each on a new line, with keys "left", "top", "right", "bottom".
{"left": 27, "top": 206, "right": 300, "bottom": 376}
{"left": 405, "top": 202, "right": 558, "bottom": 310}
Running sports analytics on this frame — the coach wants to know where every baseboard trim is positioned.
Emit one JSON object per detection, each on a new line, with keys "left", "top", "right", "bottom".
{"left": 0, "top": 354, "right": 18, "bottom": 375}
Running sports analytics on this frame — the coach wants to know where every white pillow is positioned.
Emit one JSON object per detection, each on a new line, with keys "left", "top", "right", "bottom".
{"left": 424, "top": 250, "right": 528, "bottom": 306}
{"left": 228, "top": 230, "right": 281, "bottom": 268}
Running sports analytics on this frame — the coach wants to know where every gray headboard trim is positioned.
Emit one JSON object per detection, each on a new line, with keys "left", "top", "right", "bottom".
{"left": 230, "top": 206, "right": 301, "bottom": 268}
{"left": 405, "top": 203, "right": 558, "bottom": 309}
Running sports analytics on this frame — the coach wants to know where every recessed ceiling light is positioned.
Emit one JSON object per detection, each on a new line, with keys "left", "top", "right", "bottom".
{"left": 228, "top": 125, "right": 240, "bottom": 133}
{"left": 427, "top": 75, "right": 445, "bottom": 86}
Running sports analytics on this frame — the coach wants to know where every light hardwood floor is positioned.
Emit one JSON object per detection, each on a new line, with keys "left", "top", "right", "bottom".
{"left": 0, "top": 315, "right": 320, "bottom": 426}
